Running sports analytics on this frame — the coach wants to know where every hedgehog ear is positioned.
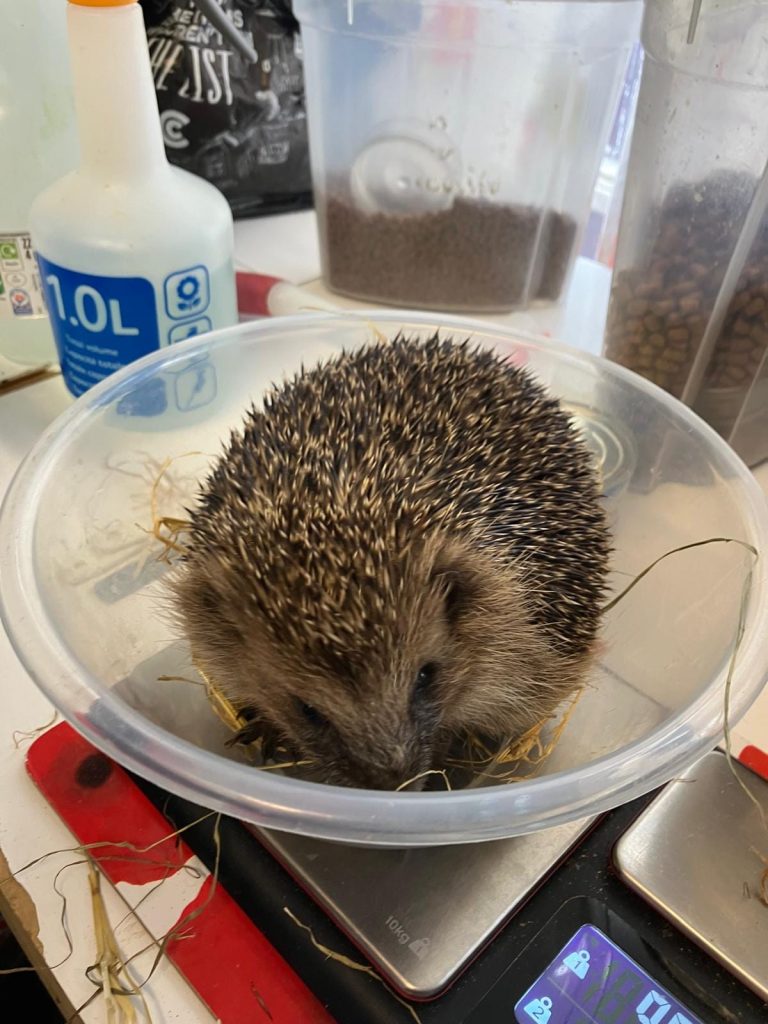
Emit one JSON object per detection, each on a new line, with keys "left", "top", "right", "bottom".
{"left": 173, "top": 568, "right": 245, "bottom": 649}
{"left": 441, "top": 570, "right": 471, "bottom": 624}
{"left": 429, "top": 539, "right": 483, "bottom": 625}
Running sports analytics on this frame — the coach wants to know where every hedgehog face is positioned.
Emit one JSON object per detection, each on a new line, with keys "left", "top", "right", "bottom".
{"left": 172, "top": 536, "right": 588, "bottom": 790}
{"left": 172, "top": 543, "right": 453, "bottom": 790}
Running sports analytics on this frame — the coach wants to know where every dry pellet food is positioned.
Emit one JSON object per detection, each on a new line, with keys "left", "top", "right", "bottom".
{"left": 605, "top": 172, "right": 768, "bottom": 399}
{"left": 320, "top": 193, "right": 577, "bottom": 312}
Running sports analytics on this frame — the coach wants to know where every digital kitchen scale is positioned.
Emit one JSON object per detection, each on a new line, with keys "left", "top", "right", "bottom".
{"left": 139, "top": 749, "right": 768, "bottom": 1023}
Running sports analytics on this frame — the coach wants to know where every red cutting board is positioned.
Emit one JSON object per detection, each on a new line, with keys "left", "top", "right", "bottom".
{"left": 26, "top": 721, "right": 335, "bottom": 1024}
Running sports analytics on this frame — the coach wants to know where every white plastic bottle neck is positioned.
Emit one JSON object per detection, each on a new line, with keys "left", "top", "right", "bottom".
{"left": 68, "top": 2, "right": 168, "bottom": 181}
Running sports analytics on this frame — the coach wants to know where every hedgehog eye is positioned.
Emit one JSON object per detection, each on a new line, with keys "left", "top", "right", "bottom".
{"left": 413, "top": 662, "right": 438, "bottom": 702}
{"left": 296, "top": 699, "right": 328, "bottom": 729}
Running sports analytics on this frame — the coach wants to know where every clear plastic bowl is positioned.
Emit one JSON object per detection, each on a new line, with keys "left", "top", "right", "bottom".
{"left": 2, "top": 311, "right": 767, "bottom": 847}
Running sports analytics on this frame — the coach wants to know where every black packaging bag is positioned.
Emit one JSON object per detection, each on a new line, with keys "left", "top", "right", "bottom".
{"left": 140, "top": 0, "right": 313, "bottom": 218}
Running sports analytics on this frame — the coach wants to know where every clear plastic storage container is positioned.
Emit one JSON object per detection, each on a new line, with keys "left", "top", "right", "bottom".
{"left": 603, "top": 0, "right": 768, "bottom": 467}
{"left": 1, "top": 312, "right": 767, "bottom": 847}
{"left": 0, "top": 0, "right": 78, "bottom": 366}
{"left": 293, "top": 0, "right": 642, "bottom": 313}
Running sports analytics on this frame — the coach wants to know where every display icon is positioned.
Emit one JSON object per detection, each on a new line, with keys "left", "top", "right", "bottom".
{"left": 562, "top": 950, "right": 590, "bottom": 979}
{"left": 523, "top": 996, "right": 552, "bottom": 1023}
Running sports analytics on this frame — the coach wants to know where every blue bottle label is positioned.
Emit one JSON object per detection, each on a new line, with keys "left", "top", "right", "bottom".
{"left": 37, "top": 256, "right": 162, "bottom": 398}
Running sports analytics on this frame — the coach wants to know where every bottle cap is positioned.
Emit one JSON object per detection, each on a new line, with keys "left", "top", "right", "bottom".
{"left": 69, "top": 1, "right": 137, "bottom": 7}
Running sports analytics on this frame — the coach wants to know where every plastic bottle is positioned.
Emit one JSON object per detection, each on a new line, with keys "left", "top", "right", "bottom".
{"left": 0, "top": 0, "right": 78, "bottom": 367}
{"left": 30, "top": 0, "right": 238, "bottom": 400}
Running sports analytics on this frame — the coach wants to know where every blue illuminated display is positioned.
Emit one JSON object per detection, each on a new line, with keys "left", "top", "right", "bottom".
{"left": 515, "top": 925, "right": 703, "bottom": 1024}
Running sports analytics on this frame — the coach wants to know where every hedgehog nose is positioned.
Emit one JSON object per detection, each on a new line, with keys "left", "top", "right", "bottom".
{"left": 395, "top": 773, "right": 427, "bottom": 792}
{"left": 389, "top": 743, "right": 425, "bottom": 789}
{"left": 352, "top": 751, "right": 426, "bottom": 791}
{"left": 345, "top": 729, "right": 430, "bottom": 790}
{"left": 373, "top": 754, "right": 429, "bottom": 791}
{"left": 361, "top": 768, "right": 425, "bottom": 792}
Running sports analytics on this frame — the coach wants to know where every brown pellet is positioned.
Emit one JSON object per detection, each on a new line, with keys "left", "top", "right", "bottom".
{"left": 657, "top": 358, "right": 678, "bottom": 373}
{"left": 635, "top": 279, "right": 662, "bottom": 298}
{"left": 669, "top": 280, "right": 693, "bottom": 296}
{"left": 732, "top": 336, "right": 754, "bottom": 353}
{"left": 668, "top": 327, "right": 690, "bottom": 342}
{"left": 666, "top": 349, "right": 688, "bottom": 365}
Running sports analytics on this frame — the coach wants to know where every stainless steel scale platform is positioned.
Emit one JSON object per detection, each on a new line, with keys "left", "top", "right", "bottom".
{"left": 257, "top": 750, "right": 768, "bottom": 1012}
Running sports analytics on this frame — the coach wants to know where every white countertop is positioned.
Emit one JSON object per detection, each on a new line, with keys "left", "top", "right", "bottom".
{"left": 0, "top": 209, "right": 765, "bottom": 1022}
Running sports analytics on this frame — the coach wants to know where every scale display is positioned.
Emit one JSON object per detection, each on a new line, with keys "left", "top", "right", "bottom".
{"left": 514, "top": 925, "right": 703, "bottom": 1024}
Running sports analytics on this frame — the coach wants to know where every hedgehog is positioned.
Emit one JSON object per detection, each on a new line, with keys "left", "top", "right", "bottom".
{"left": 172, "top": 334, "right": 611, "bottom": 790}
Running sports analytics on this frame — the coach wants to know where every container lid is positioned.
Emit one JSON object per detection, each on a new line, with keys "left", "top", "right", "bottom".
{"left": 69, "top": 1, "right": 137, "bottom": 7}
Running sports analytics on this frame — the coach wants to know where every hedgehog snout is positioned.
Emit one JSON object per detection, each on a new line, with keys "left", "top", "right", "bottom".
{"left": 338, "top": 751, "right": 432, "bottom": 791}
{"left": 326, "top": 721, "right": 436, "bottom": 791}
